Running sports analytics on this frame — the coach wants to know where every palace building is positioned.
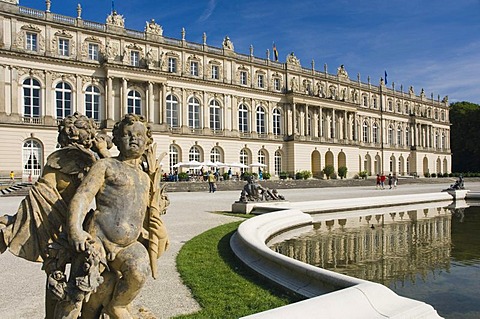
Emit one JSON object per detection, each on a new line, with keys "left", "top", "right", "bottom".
{"left": 0, "top": 0, "right": 451, "bottom": 180}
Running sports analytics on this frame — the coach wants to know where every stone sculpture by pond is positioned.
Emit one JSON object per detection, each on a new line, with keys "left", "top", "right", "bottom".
{"left": 0, "top": 113, "right": 169, "bottom": 319}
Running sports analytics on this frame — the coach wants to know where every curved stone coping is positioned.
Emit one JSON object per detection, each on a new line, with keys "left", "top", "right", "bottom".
{"left": 231, "top": 192, "right": 448, "bottom": 318}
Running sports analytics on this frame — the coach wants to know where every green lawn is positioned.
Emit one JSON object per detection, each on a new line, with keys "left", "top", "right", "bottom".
{"left": 174, "top": 221, "right": 302, "bottom": 319}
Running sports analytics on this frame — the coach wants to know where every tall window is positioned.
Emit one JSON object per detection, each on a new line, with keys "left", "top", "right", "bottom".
{"left": 188, "top": 97, "right": 200, "bottom": 129}
{"left": 257, "top": 74, "right": 264, "bottom": 88}
{"left": 169, "top": 145, "right": 179, "bottom": 172}
{"left": 190, "top": 61, "right": 199, "bottom": 76}
{"left": 388, "top": 125, "right": 394, "bottom": 145}
{"left": 388, "top": 100, "right": 393, "bottom": 111}
{"left": 274, "top": 150, "right": 282, "bottom": 176}
{"left": 256, "top": 106, "right": 266, "bottom": 134}
{"left": 85, "top": 85, "right": 101, "bottom": 120}
{"left": 363, "top": 95, "right": 368, "bottom": 107}
{"left": 238, "top": 104, "right": 248, "bottom": 133}
{"left": 273, "top": 108, "right": 281, "bottom": 135}
{"left": 372, "top": 123, "right": 378, "bottom": 143}
{"left": 211, "top": 65, "right": 219, "bottom": 80}
{"left": 130, "top": 51, "right": 140, "bottom": 66}
{"left": 307, "top": 113, "right": 312, "bottom": 136}
{"left": 274, "top": 78, "right": 280, "bottom": 91}
{"left": 166, "top": 95, "right": 179, "bottom": 127}
{"left": 55, "top": 82, "right": 72, "bottom": 119}
{"left": 397, "top": 102, "right": 402, "bottom": 113}
{"left": 240, "top": 149, "right": 249, "bottom": 172}
{"left": 26, "top": 32, "right": 37, "bottom": 51}
{"left": 209, "top": 100, "right": 221, "bottom": 130}
{"left": 397, "top": 126, "right": 402, "bottom": 146}
{"left": 23, "top": 139, "right": 43, "bottom": 178}
{"left": 405, "top": 127, "right": 410, "bottom": 146}
{"left": 23, "top": 78, "right": 41, "bottom": 117}
{"left": 373, "top": 97, "right": 377, "bottom": 109}
{"left": 88, "top": 43, "right": 99, "bottom": 60}
{"left": 127, "top": 90, "right": 142, "bottom": 115}
{"left": 168, "top": 57, "right": 177, "bottom": 73}
{"left": 189, "top": 145, "right": 201, "bottom": 162}
{"left": 258, "top": 150, "right": 266, "bottom": 166}
{"left": 240, "top": 71, "right": 247, "bottom": 85}
{"left": 58, "top": 38, "right": 69, "bottom": 56}
{"left": 210, "top": 147, "right": 222, "bottom": 163}
{"left": 363, "top": 121, "right": 369, "bottom": 143}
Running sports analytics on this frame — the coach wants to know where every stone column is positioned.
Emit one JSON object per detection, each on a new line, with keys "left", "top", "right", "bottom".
{"left": 106, "top": 77, "right": 114, "bottom": 120}
{"left": 319, "top": 107, "right": 323, "bottom": 137}
{"left": 121, "top": 78, "right": 128, "bottom": 116}
{"left": 304, "top": 104, "right": 309, "bottom": 136}
{"left": 332, "top": 109, "right": 336, "bottom": 138}
{"left": 147, "top": 81, "right": 154, "bottom": 123}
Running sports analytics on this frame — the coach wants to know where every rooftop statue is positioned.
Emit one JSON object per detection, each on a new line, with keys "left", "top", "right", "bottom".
{"left": 222, "top": 36, "right": 234, "bottom": 51}
{"left": 0, "top": 113, "right": 169, "bottom": 318}
{"left": 337, "top": 64, "right": 349, "bottom": 79}
{"left": 145, "top": 19, "right": 163, "bottom": 36}
{"left": 106, "top": 10, "right": 125, "bottom": 28}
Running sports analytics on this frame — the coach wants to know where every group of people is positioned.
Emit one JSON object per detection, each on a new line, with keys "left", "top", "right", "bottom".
{"left": 376, "top": 173, "right": 398, "bottom": 189}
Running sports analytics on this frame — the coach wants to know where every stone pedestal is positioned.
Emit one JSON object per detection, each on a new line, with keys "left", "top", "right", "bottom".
{"left": 231, "top": 201, "right": 289, "bottom": 214}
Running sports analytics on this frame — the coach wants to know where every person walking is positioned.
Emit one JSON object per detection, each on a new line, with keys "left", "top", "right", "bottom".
{"left": 380, "top": 173, "right": 386, "bottom": 189}
{"left": 376, "top": 174, "right": 381, "bottom": 189}
{"left": 388, "top": 174, "right": 393, "bottom": 189}
{"left": 207, "top": 171, "right": 217, "bottom": 193}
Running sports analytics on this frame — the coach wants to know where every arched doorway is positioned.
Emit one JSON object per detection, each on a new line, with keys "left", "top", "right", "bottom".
{"left": 364, "top": 154, "right": 372, "bottom": 175}
{"left": 22, "top": 139, "right": 43, "bottom": 179}
{"left": 311, "top": 150, "right": 321, "bottom": 178}
{"left": 325, "top": 151, "right": 334, "bottom": 167}
{"left": 374, "top": 154, "right": 381, "bottom": 174}
{"left": 423, "top": 157, "right": 429, "bottom": 176}
{"left": 443, "top": 158, "right": 448, "bottom": 175}
{"left": 338, "top": 151, "right": 346, "bottom": 168}
{"left": 436, "top": 158, "right": 442, "bottom": 175}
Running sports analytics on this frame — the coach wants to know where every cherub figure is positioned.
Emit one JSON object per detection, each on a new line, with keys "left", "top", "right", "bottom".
{"left": 67, "top": 114, "right": 167, "bottom": 318}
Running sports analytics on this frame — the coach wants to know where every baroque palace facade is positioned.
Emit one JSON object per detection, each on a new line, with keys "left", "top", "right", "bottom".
{"left": 0, "top": 0, "right": 451, "bottom": 180}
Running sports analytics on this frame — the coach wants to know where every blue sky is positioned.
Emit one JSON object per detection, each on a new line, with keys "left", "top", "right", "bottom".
{"left": 18, "top": 0, "right": 480, "bottom": 104}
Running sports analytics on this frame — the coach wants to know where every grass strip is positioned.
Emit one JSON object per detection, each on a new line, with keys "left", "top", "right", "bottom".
{"left": 174, "top": 221, "right": 302, "bottom": 319}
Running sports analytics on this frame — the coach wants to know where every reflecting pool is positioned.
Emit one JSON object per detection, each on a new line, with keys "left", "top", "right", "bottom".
{"left": 269, "top": 204, "right": 480, "bottom": 319}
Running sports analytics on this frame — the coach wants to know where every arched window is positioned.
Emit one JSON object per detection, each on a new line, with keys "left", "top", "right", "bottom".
{"left": 397, "top": 126, "right": 402, "bottom": 146}
{"left": 306, "top": 112, "right": 312, "bottom": 136}
{"left": 169, "top": 144, "right": 179, "bottom": 172}
{"left": 56, "top": 81, "right": 72, "bottom": 119}
{"left": 238, "top": 104, "right": 248, "bottom": 133}
{"left": 396, "top": 102, "right": 401, "bottom": 113}
{"left": 274, "top": 150, "right": 282, "bottom": 176}
{"left": 210, "top": 147, "right": 222, "bottom": 163}
{"left": 23, "top": 78, "right": 41, "bottom": 118}
{"left": 166, "top": 94, "right": 179, "bottom": 127}
{"left": 22, "top": 139, "right": 43, "bottom": 178}
{"left": 363, "top": 121, "right": 369, "bottom": 143}
{"left": 127, "top": 90, "right": 142, "bottom": 115}
{"left": 85, "top": 85, "right": 101, "bottom": 121}
{"left": 372, "top": 122, "right": 378, "bottom": 143}
{"left": 388, "top": 100, "right": 393, "bottom": 111}
{"left": 273, "top": 108, "right": 281, "bottom": 135}
{"left": 256, "top": 105, "right": 266, "bottom": 134}
{"left": 188, "top": 97, "right": 201, "bottom": 129}
{"left": 363, "top": 95, "right": 368, "bottom": 107}
{"left": 189, "top": 145, "right": 201, "bottom": 162}
{"left": 209, "top": 100, "right": 222, "bottom": 130}
{"left": 239, "top": 149, "right": 249, "bottom": 172}
{"left": 258, "top": 149, "right": 266, "bottom": 166}
{"left": 388, "top": 125, "right": 394, "bottom": 145}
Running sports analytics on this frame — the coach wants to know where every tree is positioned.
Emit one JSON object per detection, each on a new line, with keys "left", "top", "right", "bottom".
{"left": 338, "top": 166, "right": 348, "bottom": 179}
{"left": 323, "top": 165, "right": 335, "bottom": 179}
{"left": 449, "top": 101, "right": 480, "bottom": 172}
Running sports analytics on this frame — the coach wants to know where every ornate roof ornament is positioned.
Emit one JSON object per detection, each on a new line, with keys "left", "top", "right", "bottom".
{"left": 145, "top": 19, "right": 163, "bottom": 36}
{"left": 337, "top": 64, "right": 349, "bottom": 80}
{"left": 222, "top": 36, "right": 234, "bottom": 51}
{"left": 286, "top": 52, "right": 300, "bottom": 66}
{"left": 106, "top": 11, "right": 125, "bottom": 28}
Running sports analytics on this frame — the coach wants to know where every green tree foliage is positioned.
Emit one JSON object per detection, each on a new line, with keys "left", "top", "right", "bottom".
{"left": 450, "top": 101, "right": 480, "bottom": 172}
{"left": 338, "top": 166, "right": 348, "bottom": 179}
{"left": 323, "top": 165, "right": 335, "bottom": 179}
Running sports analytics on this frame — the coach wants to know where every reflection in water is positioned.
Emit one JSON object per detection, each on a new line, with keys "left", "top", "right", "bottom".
{"left": 269, "top": 204, "right": 480, "bottom": 319}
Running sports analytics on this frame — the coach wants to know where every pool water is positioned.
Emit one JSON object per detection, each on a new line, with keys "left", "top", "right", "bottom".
{"left": 269, "top": 204, "right": 480, "bottom": 319}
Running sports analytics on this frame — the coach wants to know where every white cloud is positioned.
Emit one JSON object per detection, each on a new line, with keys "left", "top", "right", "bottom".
{"left": 198, "top": 0, "right": 218, "bottom": 22}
